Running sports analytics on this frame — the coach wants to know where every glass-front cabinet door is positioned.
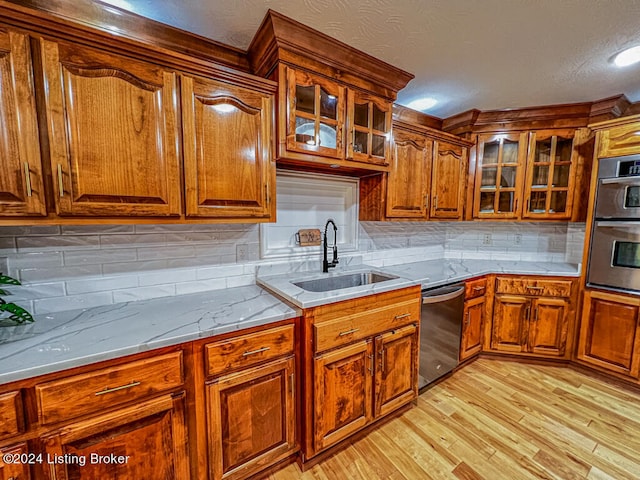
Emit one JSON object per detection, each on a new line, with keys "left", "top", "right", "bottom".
{"left": 346, "top": 91, "right": 392, "bottom": 165}
{"left": 474, "top": 133, "right": 528, "bottom": 218}
{"left": 522, "top": 130, "right": 576, "bottom": 219}
{"left": 285, "top": 67, "right": 345, "bottom": 159}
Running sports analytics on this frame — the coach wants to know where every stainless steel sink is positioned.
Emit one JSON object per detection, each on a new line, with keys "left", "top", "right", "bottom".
{"left": 292, "top": 272, "right": 399, "bottom": 292}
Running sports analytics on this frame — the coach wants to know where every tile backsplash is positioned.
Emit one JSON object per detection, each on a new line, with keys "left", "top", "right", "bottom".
{"left": 0, "top": 221, "right": 586, "bottom": 315}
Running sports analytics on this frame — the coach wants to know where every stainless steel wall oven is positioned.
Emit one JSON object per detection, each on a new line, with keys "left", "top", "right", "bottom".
{"left": 587, "top": 154, "right": 640, "bottom": 293}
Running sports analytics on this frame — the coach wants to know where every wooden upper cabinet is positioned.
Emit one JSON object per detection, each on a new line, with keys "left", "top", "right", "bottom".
{"left": 431, "top": 140, "right": 467, "bottom": 219}
{"left": 595, "top": 116, "right": 640, "bottom": 158}
{"left": 474, "top": 132, "right": 528, "bottom": 219}
{"left": 38, "top": 38, "right": 181, "bottom": 217}
{"left": 346, "top": 91, "right": 392, "bottom": 166}
{"left": 522, "top": 130, "right": 576, "bottom": 219}
{"left": 181, "top": 75, "right": 275, "bottom": 220}
{"left": 284, "top": 66, "right": 345, "bottom": 160}
{"left": 0, "top": 29, "right": 46, "bottom": 216}
{"left": 385, "top": 127, "right": 431, "bottom": 218}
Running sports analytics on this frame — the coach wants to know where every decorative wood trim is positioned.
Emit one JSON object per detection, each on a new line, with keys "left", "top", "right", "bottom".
{"left": 589, "top": 94, "right": 630, "bottom": 122}
{"left": 247, "top": 9, "right": 414, "bottom": 100}
{"left": 0, "top": 0, "right": 250, "bottom": 71}
{"left": 392, "top": 104, "right": 443, "bottom": 130}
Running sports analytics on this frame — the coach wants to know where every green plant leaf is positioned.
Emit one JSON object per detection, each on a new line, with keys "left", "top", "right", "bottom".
{"left": 0, "top": 274, "right": 21, "bottom": 286}
{"left": 0, "top": 301, "right": 34, "bottom": 325}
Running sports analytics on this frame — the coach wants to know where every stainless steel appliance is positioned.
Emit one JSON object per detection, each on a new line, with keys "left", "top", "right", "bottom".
{"left": 587, "top": 155, "right": 640, "bottom": 293}
{"left": 418, "top": 283, "right": 465, "bottom": 389}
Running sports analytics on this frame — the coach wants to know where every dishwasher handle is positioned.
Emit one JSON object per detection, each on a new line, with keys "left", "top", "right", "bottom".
{"left": 422, "top": 285, "right": 465, "bottom": 304}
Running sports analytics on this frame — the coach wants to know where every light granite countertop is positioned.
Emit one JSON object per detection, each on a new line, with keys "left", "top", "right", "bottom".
{"left": 0, "top": 285, "right": 299, "bottom": 385}
{"left": 257, "top": 259, "right": 581, "bottom": 308}
{"left": 0, "top": 258, "right": 580, "bottom": 386}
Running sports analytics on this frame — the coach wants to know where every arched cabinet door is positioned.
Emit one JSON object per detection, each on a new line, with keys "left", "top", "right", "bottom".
{"left": 181, "top": 74, "right": 275, "bottom": 220}
{"left": 0, "top": 29, "right": 46, "bottom": 216}
{"left": 38, "top": 38, "right": 182, "bottom": 217}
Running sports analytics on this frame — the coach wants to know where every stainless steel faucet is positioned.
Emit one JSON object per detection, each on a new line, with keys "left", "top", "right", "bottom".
{"left": 322, "top": 219, "right": 339, "bottom": 273}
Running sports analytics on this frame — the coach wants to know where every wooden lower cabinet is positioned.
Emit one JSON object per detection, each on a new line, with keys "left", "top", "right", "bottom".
{"left": 460, "top": 295, "right": 485, "bottom": 360}
{"left": 206, "top": 356, "right": 296, "bottom": 480}
{"left": 313, "top": 327, "right": 418, "bottom": 452}
{"left": 489, "top": 276, "right": 574, "bottom": 358}
{"left": 0, "top": 442, "right": 31, "bottom": 480}
{"left": 374, "top": 325, "right": 418, "bottom": 417}
{"left": 576, "top": 290, "right": 640, "bottom": 377}
{"left": 41, "top": 393, "right": 189, "bottom": 480}
{"left": 314, "top": 340, "right": 373, "bottom": 452}
{"left": 306, "top": 287, "right": 421, "bottom": 459}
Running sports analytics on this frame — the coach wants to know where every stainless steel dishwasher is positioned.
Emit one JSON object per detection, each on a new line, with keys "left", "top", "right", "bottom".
{"left": 418, "top": 283, "right": 465, "bottom": 389}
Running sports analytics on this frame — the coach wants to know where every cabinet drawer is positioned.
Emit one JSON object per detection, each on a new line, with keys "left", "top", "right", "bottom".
{"left": 465, "top": 278, "right": 487, "bottom": 300}
{"left": 205, "top": 324, "right": 294, "bottom": 377}
{"left": 0, "top": 391, "right": 22, "bottom": 439}
{"left": 495, "top": 277, "right": 572, "bottom": 298}
{"left": 314, "top": 299, "right": 419, "bottom": 353}
{"left": 36, "top": 351, "right": 183, "bottom": 425}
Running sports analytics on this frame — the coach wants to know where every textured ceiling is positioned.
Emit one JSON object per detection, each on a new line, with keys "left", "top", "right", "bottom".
{"left": 99, "top": 0, "right": 640, "bottom": 118}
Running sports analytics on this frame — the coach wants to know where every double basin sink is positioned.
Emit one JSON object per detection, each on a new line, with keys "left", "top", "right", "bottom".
{"left": 292, "top": 271, "right": 399, "bottom": 293}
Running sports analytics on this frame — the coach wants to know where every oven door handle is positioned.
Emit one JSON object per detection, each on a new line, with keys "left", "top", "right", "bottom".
{"left": 600, "top": 177, "right": 640, "bottom": 185}
{"left": 595, "top": 221, "right": 640, "bottom": 228}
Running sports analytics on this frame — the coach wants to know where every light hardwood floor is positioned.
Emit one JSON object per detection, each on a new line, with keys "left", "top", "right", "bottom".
{"left": 270, "top": 358, "right": 640, "bottom": 480}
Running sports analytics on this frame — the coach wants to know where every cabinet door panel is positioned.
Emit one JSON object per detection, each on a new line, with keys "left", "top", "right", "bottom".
{"left": 42, "top": 394, "right": 189, "bottom": 480}
{"left": 285, "top": 67, "right": 344, "bottom": 159}
{"left": 40, "top": 39, "right": 181, "bottom": 217}
{"left": 346, "top": 91, "right": 391, "bottom": 165}
{"left": 474, "top": 133, "right": 527, "bottom": 219}
{"left": 385, "top": 128, "right": 431, "bottom": 218}
{"left": 314, "top": 340, "right": 373, "bottom": 452}
{"left": 0, "top": 442, "right": 31, "bottom": 480}
{"left": 0, "top": 29, "right": 46, "bottom": 216}
{"left": 207, "top": 357, "right": 295, "bottom": 480}
{"left": 491, "top": 295, "right": 528, "bottom": 352}
{"left": 374, "top": 325, "right": 418, "bottom": 417}
{"left": 431, "top": 140, "right": 466, "bottom": 219}
{"left": 182, "top": 75, "right": 274, "bottom": 219}
{"left": 461, "top": 296, "right": 484, "bottom": 360}
{"left": 529, "top": 298, "right": 568, "bottom": 356}
{"left": 577, "top": 291, "right": 640, "bottom": 377}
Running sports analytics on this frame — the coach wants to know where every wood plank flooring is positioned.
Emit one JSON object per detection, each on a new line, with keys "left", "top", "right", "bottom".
{"left": 269, "top": 358, "right": 640, "bottom": 480}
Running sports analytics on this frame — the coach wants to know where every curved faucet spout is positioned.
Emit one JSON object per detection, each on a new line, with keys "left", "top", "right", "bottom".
{"left": 322, "top": 219, "right": 339, "bottom": 273}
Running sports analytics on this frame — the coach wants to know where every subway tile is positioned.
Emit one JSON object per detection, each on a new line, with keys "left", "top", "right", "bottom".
{"left": 175, "top": 278, "right": 227, "bottom": 295}
{"left": 61, "top": 225, "right": 135, "bottom": 235}
{"left": 0, "top": 226, "right": 61, "bottom": 236}
{"left": 3, "top": 282, "right": 66, "bottom": 301}
{"left": 66, "top": 275, "right": 138, "bottom": 295}
{"left": 138, "top": 269, "right": 196, "bottom": 286}
{"left": 196, "top": 264, "right": 245, "bottom": 280}
{"left": 112, "top": 285, "right": 176, "bottom": 303}
{"left": 100, "top": 234, "right": 166, "bottom": 248}
{"left": 226, "top": 274, "right": 255, "bottom": 288}
{"left": 63, "top": 248, "right": 138, "bottom": 266}
{"left": 137, "top": 245, "right": 196, "bottom": 260}
{"left": 6, "top": 252, "right": 64, "bottom": 269}
{"left": 0, "top": 237, "right": 17, "bottom": 253}
{"left": 16, "top": 235, "right": 101, "bottom": 251}
{"left": 103, "top": 260, "right": 168, "bottom": 275}
{"left": 34, "top": 292, "right": 113, "bottom": 314}
{"left": 18, "top": 265, "right": 102, "bottom": 282}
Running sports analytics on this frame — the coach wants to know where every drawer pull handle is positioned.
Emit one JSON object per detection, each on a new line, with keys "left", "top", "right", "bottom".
{"left": 368, "top": 354, "right": 374, "bottom": 374}
{"left": 24, "top": 162, "right": 32, "bottom": 197}
{"left": 472, "top": 286, "right": 485, "bottom": 292}
{"left": 242, "top": 346, "right": 270, "bottom": 357}
{"left": 338, "top": 328, "right": 359, "bottom": 337}
{"left": 526, "top": 286, "right": 544, "bottom": 290}
{"left": 95, "top": 381, "right": 140, "bottom": 396}
{"left": 394, "top": 313, "right": 411, "bottom": 321}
